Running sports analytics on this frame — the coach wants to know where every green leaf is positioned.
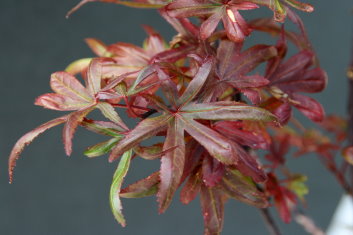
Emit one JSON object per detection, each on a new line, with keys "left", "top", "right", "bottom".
{"left": 221, "top": 168, "right": 268, "bottom": 208}
{"left": 109, "top": 149, "right": 133, "bottom": 227}
{"left": 65, "top": 58, "right": 92, "bottom": 75}
{"left": 287, "top": 174, "right": 309, "bottom": 201}
{"left": 84, "top": 137, "right": 122, "bottom": 158}
{"left": 85, "top": 38, "right": 109, "bottom": 57}
{"left": 81, "top": 119, "right": 125, "bottom": 136}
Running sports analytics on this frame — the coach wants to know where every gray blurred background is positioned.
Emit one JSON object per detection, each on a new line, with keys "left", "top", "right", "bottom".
{"left": 0, "top": 0, "right": 352, "bottom": 234}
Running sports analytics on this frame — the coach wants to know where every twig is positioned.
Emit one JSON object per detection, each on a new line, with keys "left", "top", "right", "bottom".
{"left": 260, "top": 208, "right": 283, "bottom": 235}
{"left": 295, "top": 211, "right": 325, "bottom": 235}
{"left": 347, "top": 20, "right": 353, "bottom": 190}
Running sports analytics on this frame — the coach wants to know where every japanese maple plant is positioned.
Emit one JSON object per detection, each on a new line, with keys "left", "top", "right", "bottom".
{"left": 8, "top": 0, "right": 353, "bottom": 234}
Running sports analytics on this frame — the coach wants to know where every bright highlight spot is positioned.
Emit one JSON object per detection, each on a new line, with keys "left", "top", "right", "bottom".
{"left": 227, "top": 9, "right": 236, "bottom": 23}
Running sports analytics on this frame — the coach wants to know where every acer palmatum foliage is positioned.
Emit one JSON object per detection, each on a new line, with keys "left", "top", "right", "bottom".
{"left": 8, "top": 0, "right": 353, "bottom": 234}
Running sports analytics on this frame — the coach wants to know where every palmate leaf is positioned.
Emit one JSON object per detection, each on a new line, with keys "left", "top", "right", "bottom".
{"left": 266, "top": 49, "right": 327, "bottom": 122}
{"left": 166, "top": 0, "right": 258, "bottom": 42}
{"left": 109, "top": 149, "right": 133, "bottom": 227}
{"left": 251, "top": 0, "right": 313, "bottom": 22}
{"left": 50, "top": 71, "right": 93, "bottom": 102}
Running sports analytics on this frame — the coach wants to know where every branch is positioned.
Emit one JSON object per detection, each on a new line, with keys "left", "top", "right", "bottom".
{"left": 347, "top": 20, "right": 353, "bottom": 190}
{"left": 295, "top": 211, "right": 325, "bottom": 235}
{"left": 260, "top": 208, "right": 282, "bottom": 235}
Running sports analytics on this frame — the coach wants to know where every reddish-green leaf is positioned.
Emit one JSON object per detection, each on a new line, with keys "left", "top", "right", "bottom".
{"left": 181, "top": 117, "right": 236, "bottom": 165}
{"left": 133, "top": 143, "right": 177, "bottom": 160}
{"left": 65, "top": 58, "right": 92, "bottom": 75}
{"left": 158, "top": 118, "right": 185, "bottom": 213}
{"left": 85, "top": 38, "right": 108, "bottom": 57}
{"left": 50, "top": 71, "right": 92, "bottom": 102}
{"left": 63, "top": 107, "right": 95, "bottom": 156}
{"left": 343, "top": 146, "right": 353, "bottom": 165}
{"left": 221, "top": 168, "right": 268, "bottom": 207}
{"left": 200, "top": 185, "right": 225, "bottom": 235}
{"left": 120, "top": 171, "right": 160, "bottom": 198}
{"left": 84, "top": 137, "right": 122, "bottom": 158}
{"left": 81, "top": 119, "right": 125, "bottom": 136}
{"left": 182, "top": 102, "right": 276, "bottom": 122}
{"left": 180, "top": 167, "right": 202, "bottom": 204}
{"left": 8, "top": 115, "right": 68, "bottom": 183}
{"left": 109, "top": 149, "right": 133, "bottom": 227}
{"left": 109, "top": 115, "right": 172, "bottom": 162}
{"left": 97, "top": 102, "right": 128, "bottom": 131}
{"left": 178, "top": 57, "right": 213, "bottom": 107}
{"left": 87, "top": 58, "right": 116, "bottom": 95}
{"left": 35, "top": 93, "right": 91, "bottom": 111}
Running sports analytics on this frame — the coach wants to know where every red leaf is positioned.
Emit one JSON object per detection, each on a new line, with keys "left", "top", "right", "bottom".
{"left": 214, "top": 121, "right": 270, "bottom": 149}
{"left": 292, "top": 93, "right": 325, "bottom": 122}
{"left": 109, "top": 115, "right": 171, "bottom": 162}
{"left": 85, "top": 38, "right": 108, "bottom": 57}
{"left": 166, "top": 0, "right": 218, "bottom": 18}
{"left": 234, "top": 145, "right": 267, "bottom": 183}
{"left": 221, "top": 168, "right": 268, "bottom": 207}
{"left": 8, "top": 115, "right": 68, "bottom": 183}
{"left": 158, "top": 118, "right": 185, "bottom": 213}
{"left": 180, "top": 167, "right": 202, "bottom": 204}
{"left": 178, "top": 57, "right": 213, "bottom": 107}
{"left": 202, "top": 154, "right": 225, "bottom": 187}
{"left": 182, "top": 102, "right": 276, "bottom": 122}
{"left": 120, "top": 171, "right": 160, "bottom": 198}
{"left": 200, "top": 8, "right": 223, "bottom": 40}
{"left": 50, "top": 71, "right": 92, "bottom": 102}
{"left": 87, "top": 58, "right": 116, "bottom": 95}
{"left": 200, "top": 185, "right": 225, "bottom": 235}
{"left": 35, "top": 93, "right": 91, "bottom": 111}
{"left": 63, "top": 107, "right": 95, "bottom": 156}
{"left": 182, "top": 117, "right": 237, "bottom": 165}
